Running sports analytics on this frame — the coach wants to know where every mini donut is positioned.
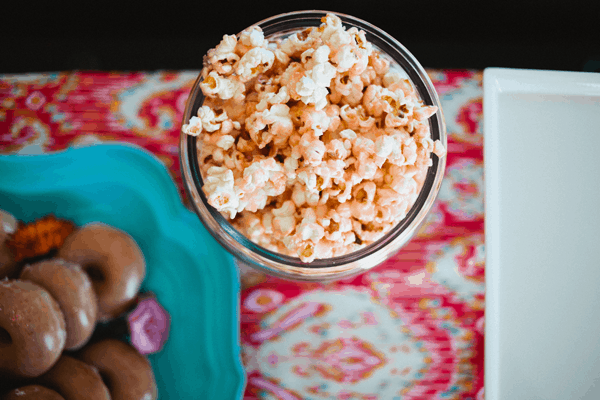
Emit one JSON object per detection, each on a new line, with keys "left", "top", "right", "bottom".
{"left": 0, "top": 280, "right": 66, "bottom": 378}
{"left": 37, "top": 355, "right": 111, "bottom": 400}
{"left": 3, "top": 385, "right": 65, "bottom": 400}
{"left": 0, "top": 210, "right": 17, "bottom": 245}
{"left": 0, "top": 210, "right": 18, "bottom": 279}
{"left": 58, "top": 223, "right": 146, "bottom": 322}
{"left": 77, "top": 339, "right": 158, "bottom": 400}
{"left": 0, "top": 376, "right": 29, "bottom": 398}
{"left": 0, "top": 243, "right": 18, "bottom": 280}
{"left": 20, "top": 259, "right": 97, "bottom": 351}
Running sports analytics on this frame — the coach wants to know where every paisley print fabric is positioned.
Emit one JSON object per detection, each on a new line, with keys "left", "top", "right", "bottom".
{"left": 1, "top": 69, "right": 485, "bottom": 399}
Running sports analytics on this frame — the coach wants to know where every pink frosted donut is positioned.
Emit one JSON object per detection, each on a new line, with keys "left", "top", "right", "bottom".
{"left": 58, "top": 223, "right": 146, "bottom": 321}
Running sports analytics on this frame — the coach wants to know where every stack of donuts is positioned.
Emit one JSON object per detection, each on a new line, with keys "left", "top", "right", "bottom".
{"left": 0, "top": 210, "right": 158, "bottom": 400}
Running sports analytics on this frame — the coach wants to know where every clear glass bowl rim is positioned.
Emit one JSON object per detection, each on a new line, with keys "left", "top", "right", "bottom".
{"left": 179, "top": 10, "right": 447, "bottom": 281}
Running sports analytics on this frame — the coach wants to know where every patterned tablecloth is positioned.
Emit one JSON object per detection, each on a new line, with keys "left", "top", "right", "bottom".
{"left": 0, "top": 70, "right": 485, "bottom": 400}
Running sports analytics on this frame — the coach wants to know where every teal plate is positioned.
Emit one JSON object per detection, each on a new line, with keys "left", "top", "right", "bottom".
{"left": 0, "top": 144, "right": 245, "bottom": 400}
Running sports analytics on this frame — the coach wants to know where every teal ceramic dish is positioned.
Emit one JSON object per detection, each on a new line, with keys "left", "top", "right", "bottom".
{"left": 0, "top": 144, "right": 245, "bottom": 400}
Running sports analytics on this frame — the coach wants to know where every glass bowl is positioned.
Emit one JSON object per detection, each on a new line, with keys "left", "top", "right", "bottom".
{"left": 180, "top": 10, "right": 446, "bottom": 281}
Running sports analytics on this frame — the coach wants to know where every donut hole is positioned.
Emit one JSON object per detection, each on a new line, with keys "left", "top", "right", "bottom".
{"left": 0, "top": 326, "right": 12, "bottom": 346}
{"left": 85, "top": 264, "right": 106, "bottom": 284}
{"left": 99, "top": 371, "right": 114, "bottom": 392}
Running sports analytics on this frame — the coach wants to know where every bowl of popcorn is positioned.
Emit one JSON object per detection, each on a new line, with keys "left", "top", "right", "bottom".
{"left": 180, "top": 11, "right": 447, "bottom": 281}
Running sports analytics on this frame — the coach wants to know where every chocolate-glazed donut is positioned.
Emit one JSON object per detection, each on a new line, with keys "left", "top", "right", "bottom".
{"left": 0, "top": 210, "right": 18, "bottom": 279}
{"left": 3, "top": 385, "right": 65, "bottom": 400}
{"left": 20, "top": 259, "right": 97, "bottom": 351}
{"left": 77, "top": 339, "right": 157, "bottom": 400}
{"left": 58, "top": 223, "right": 146, "bottom": 322}
{"left": 0, "top": 243, "right": 18, "bottom": 280}
{"left": 0, "top": 280, "right": 66, "bottom": 378}
{"left": 37, "top": 356, "right": 111, "bottom": 400}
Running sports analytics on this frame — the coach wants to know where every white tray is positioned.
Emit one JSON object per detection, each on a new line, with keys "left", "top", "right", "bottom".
{"left": 484, "top": 68, "right": 600, "bottom": 400}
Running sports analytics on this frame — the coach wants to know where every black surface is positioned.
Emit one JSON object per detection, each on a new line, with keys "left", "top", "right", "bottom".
{"left": 2, "top": 0, "right": 599, "bottom": 73}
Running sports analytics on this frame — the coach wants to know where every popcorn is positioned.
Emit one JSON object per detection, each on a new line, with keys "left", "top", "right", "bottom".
{"left": 414, "top": 105, "right": 438, "bottom": 121}
{"left": 332, "top": 74, "right": 364, "bottom": 105}
{"left": 215, "top": 135, "right": 235, "bottom": 150}
{"left": 236, "top": 137, "right": 256, "bottom": 152}
{"left": 272, "top": 201, "right": 296, "bottom": 235}
{"left": 283, "top": 156, "right": 299, "bottom": 181}
{"left": 302, "top": 136, "right": 327, "bottom": 165}
{"left": 324, "top": 209, "right": 353, "bottom": 242}
{"left": 300, "top": 108, "right": 331, "bottom": 135}
{"left": 285, "top": 46, "right": 337, "bottom": 110}
{"left": 262, "top": 212, "right": 273, "bottom": 235}
{"left": 385, "top": 111, "right": 409, "bottom": 128}
{"left": 347, "top": 29, "right": 372, "bottom": 75}
{"left": 326, "top": 139, "right": 350, "bottom": 160}
{"left": 238, "top": 158, "right": 285, "bottom": 196}
{"left": 433, "top": 139, "right": 447, "bottom": 157}
{"left": 296, "top": 76, "right": 329, "bottom": 110}
{"left": 210, "top": 35, "right": 238, "bottom": 60}
{"left": 235, "top": 47, "right": 275, "bottom": 82}
{"left": 307, "top": 61, "right": 337, "bottom": 87}
{"left": 185, "top": 13, "right": 445, "bottom": 262}
{"left": 281, "top": 62, "right": 307, "bottom": 101}
{"left": 362, "top": 85, "right": 401, "bottom": 117}
{"left": 223, "top": 150, "right": 247, "bottom": 171}
{"left": 206, "top": 35, "right": 240, "bottom": 75}
{"left": 240, "top": 213, "right": 265, "bottom": 243}
{"left": 339, "top": 128, "right": 357, "bottom": 140}
{"left": 182, "top": 106, "right": 228, "bottom": 136}
{"left": 301, "top": 45, "right": 330, "bottom": 69}
{"left": 333, "top": 45, "right": 359, "bottom": 73}
{"left": 272, "top": 49, "right": 291, "bottom": 74}
{"left": 256, "top": 86, "right": 290, "bottom": 112}
{"left": 382, "top": 70, "right": 403, "bottom": 88}
{"left": 289, "top": 208, "right": 326, "bottom": 262}
{"left": 388, "top": 78, "right": 416, "bottom": 99}
{"left": 370, "top": 52, "right": 390, "bottom": 75}
{"left": 203, "top": 166, "right": 241, "bottom": 218}
{"left": 291, "top": 183, "right": 307, "bottom": 207}
{"left": 245, "top": 104, "right": 293, "bottom": 149}
{"left": 375, "top": 135, "right": 395, "bottom": 158}
{"left": 320, "top": 14, "right": 347, "bottom": 44}
{"left": 200, "top": 71, "right": 245, "bottom": 101}
{"left": 239, "top": 26, "right": 266, "bottom": 50}
{"left": 360, "top": 66, "right": 378, "bottom": 86}
{"left": 352, "top": 136, "right": 375, "bottom": 158}
{"left": 339, "top": 105, "right": 375, "bottom": 130}
{"left": 402, "top": 138, "right": 418, "bottom": 165}
{"left": 280, "top": 28, "right": 317, "bottom": 57}
{"left": 354, "top": 220, "right": 389, "bottom": 243}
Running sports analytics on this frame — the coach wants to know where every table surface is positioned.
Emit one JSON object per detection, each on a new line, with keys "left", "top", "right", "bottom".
{"left": 0, "top": 70, "right": 485, "bottom": 400}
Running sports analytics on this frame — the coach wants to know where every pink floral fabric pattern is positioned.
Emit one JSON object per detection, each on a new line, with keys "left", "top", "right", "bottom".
{"left": 240, "top": 70, "right": 485, "bottom": 400}
{"left": 1, "top": 69, "right": 485, "bottom": 399}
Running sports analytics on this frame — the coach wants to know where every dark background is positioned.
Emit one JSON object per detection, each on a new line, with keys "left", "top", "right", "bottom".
{"left": 2, "top": 0, "right": 599, "bottom": 73}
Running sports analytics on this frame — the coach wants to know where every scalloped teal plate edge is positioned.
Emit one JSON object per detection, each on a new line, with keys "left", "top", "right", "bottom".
{"left": 0, "top": 143, "right": 245, "bottom": 400}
